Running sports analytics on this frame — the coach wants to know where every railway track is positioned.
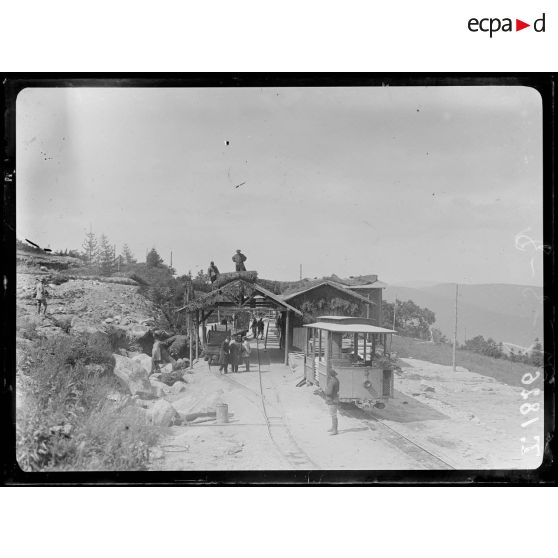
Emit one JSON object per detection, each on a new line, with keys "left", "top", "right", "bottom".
{"left": 216, "top": 339, "right": 455, "bottom": 471}
{"left": 345, "top": 406, "right": 455, "bottom": 470}
{"left": 215, "top": 338, "right": 320, "bottom": 470}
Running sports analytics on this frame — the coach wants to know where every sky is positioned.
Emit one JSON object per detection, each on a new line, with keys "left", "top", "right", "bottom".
{"left": 16, "top": 86, "right": 543, "bottom": 286}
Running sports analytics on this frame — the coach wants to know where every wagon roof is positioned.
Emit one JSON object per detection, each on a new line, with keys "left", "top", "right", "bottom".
{"left": 304, "top": 316, "right": 396, "bottom": 334}
{"left": 281, "top": 280, "right": 374, "bottom": 304}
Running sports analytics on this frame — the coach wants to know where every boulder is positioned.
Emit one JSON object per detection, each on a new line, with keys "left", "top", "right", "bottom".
{"left": 159, "top": 370, "right": 184, "bottom": 386}
{"left": 148, "top": 399, "right": 180, "bottom": 426}
{"left": 170, "top": 381, "right": 187, "bottom": 394}
{"left": 132, "top": 353, "right": 153, "bottom": 373}
{"left": 113, "top": 354, "right": 153, "bottom": 397}
{"left": 150, "top": 378, "right": 171, "bottom": 397}
{"left": 160, "top": 363, "right": 174, "bottom": 374}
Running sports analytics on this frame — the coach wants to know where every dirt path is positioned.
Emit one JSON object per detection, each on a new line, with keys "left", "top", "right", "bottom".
{"left": 151, "top": 345, "right": 432, "bottom": 471}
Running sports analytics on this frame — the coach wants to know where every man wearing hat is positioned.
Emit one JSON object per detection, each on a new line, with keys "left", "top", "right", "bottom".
{"left": 232, "top": 249, "right": 247, "bottom": 272}
{"left": 324, "top": 370, "right": 340, "bottom": 435}
{"left": 208, "top": 261, "right": 220, "bottom": 283}
{"left": 35, "top": 277, "right": 48, "bottom": 315}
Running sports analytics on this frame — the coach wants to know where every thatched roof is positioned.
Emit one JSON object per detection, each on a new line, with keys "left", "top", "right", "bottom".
{"left": 177, "top": 277, "right": 302, "bottom": 315}
{"left": 211, "top": 270, "right": 258, "bottom": 289}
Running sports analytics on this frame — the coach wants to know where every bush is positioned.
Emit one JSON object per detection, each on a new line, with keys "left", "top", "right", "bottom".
{"left": 16, "top": 332, "right": 161, "bottom": 471}
{"left": 16, "top": 315, "right": 39, "bottom": 340}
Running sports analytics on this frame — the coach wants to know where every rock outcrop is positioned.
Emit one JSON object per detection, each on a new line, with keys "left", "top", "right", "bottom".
{"left": 113, "top": 354, "right": 153, "bottom": 398}
{"left": 148, "top": 399, "right": 180, "bottom": 426}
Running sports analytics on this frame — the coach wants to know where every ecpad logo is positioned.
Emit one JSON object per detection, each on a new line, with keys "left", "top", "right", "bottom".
{"left": 468, "top": 13, "right": 546, "bottom": 37}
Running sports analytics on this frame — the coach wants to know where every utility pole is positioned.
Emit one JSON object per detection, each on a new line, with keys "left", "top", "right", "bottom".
{"left": 452, "top": 283, "right": 459, "bottom": 371}
{"left": 186, "top": 279, "right": 193, "bottom": 370}
{"left": 299, "top": 264, "right": 302, "bottom": 281}
{"left": 392, "top": 299, "right": 397, "bottom": 330}
{"left": 170, "top": 251, "right": 173, "bottom": 268}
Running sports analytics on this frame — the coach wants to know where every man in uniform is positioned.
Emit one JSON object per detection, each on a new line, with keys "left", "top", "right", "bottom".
{"left": 219, "top": 333, "right": 231, "bottom": 374}
{"left": 324, "top": 370, "right": 340, "bottom": 435}
{"left": 35, "top": 277, "right": 48, "bottom": 315}
{"left": 232, "top": 249, "right": 247, "bottom": 272}
{"left": 208, "top": 261, "right": 220, "bottom": 283}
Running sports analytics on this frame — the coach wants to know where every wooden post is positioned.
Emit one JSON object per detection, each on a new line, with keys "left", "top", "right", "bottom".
{"left": 371, "top": 334, "right": 376, "bottom": 360}
{"left": 312, "top": 328, "right": 316, "bottom": 381}
{"left": 284, "top": 310, "right": 291, "bottom": 365}
{"left": 189, "top": 313, "right": 193, "bottom": 369}
{"left": 353, "top": 332, "right": 358, "bottom": 361}
{"left": 264, "top": 316, "right": 269, "bottom": 349}
{"left": 186, "top": 280, "right": 193, "bottom": 370}
{"left": 452, "top": 283, "right": 459, "bottom": 371}
{"left": 195, "top": 310, "right": 199, "bottom": 360}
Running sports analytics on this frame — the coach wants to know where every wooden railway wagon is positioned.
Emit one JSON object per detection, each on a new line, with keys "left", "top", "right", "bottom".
{"left": 203, "top": 329, "right": 229, "bottom": 365}
{"left": 302, "top": 316, "right": 397, "bottom": 405}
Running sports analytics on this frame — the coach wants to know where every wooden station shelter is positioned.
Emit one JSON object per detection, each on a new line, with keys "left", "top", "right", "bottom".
{"left": 177, "top": 274, "right": 302, "bottom": 366}
{"left": 303, "top": 316, "right": 397, "bottom": 403}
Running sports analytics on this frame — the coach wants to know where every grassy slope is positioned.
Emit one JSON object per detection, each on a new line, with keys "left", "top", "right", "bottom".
{"left": 391, "top": 335, "right": 540, "bottom": 388}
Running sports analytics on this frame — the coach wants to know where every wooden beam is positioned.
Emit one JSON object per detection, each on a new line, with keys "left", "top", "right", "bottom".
{"left": 195, "top": 310, "right": 199, "bottom": 360}
{"left": 312, "top": 328, "right": 317, "bottom": 381}
{"left": 284, "top": 310, "right": 291, "bottom": 365}
{"left": 201, "top": 309, "right": 214, "bottom": 323}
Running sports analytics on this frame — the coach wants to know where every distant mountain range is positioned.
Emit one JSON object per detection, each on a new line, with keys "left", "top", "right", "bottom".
{"left": 384, "top": 283, "right": 544, "bottom": 347}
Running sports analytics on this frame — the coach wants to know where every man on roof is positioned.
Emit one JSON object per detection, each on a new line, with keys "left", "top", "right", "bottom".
{"left": 208, "top": 261, "right": 220, "bottom": 283}
{"left": 232, "top": 249, "right": 247, "bottom": 272}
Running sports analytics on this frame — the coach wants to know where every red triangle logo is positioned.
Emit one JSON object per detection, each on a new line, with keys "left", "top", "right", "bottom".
{"left": 516, "top": 19, "right": 530, "bottom": 31}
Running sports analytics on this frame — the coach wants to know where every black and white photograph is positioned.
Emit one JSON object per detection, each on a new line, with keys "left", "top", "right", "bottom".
{"left": 10, "top": 79, "right": 547, "bottom": 476}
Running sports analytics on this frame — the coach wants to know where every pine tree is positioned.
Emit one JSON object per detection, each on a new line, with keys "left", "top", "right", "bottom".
{"left": 121, "top": 244, "right": 136, "bottom": 265}
{"left": 97, "top": 234, "right": 115, "bottom": 274}
{"left": 81, "top": 230, "right": 98, "bottom": 265}
{"left": 146, "top": 247, "right": 163, "bottom": 267}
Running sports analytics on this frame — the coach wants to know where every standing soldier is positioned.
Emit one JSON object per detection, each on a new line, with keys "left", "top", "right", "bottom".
{"left": 257, "top": 317, "right": 265, "bottom": 340}
{"left": 35, "top": 277, "right": 48, "bottom": 315}
{"left": 229, "top": 334, "right": 241, "bottom": 373}
{"left": 324, "top": 370, "right": 340, "bottom": 435}
{"left": 232, "top": 249, "right": 247, "bottom": 272}
{"left": 241, "top": 337, "right": 251, "bottom": 372}
{"left": 208, "top": 261, "right": 220, "bottom": 283}
{"left": 251, "top": 316, "right": 258, "bottom": 339}
{"left": 219, "top": 333, "right": 231, "bottom": 374}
